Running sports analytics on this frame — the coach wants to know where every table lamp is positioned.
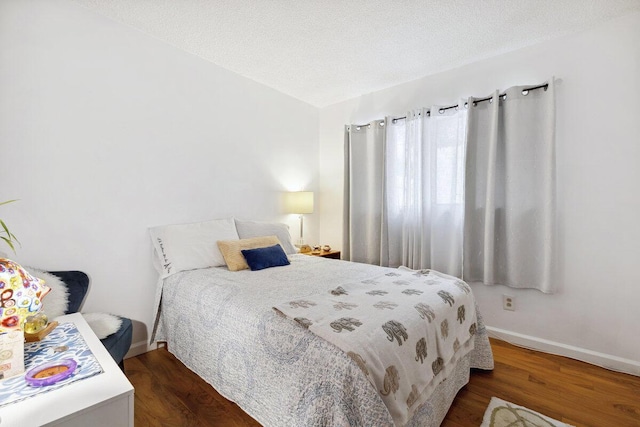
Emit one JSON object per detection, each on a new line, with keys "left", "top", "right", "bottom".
{"left": 284, "top": 191, "right": 314, "bottom": 246}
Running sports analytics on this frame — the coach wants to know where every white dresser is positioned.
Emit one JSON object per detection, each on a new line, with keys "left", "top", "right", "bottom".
{"left": 0, "top": 313, "right": 134, "bottom": 427}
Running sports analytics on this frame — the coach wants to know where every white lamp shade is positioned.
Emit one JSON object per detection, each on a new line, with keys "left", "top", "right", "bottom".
{"left": 284, "top": 191, "right": 314, "bottom": 214}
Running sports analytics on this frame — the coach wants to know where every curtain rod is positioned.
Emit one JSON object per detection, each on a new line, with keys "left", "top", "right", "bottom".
{"left": 389, "top": 83, "right": 549, "bottom": 123}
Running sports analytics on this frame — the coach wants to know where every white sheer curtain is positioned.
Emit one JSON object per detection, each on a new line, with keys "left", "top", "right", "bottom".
{"left": 464, "top": 81, "right": 556, "bottom": 293}
{"left": 385, "top": 106, "right": 467, "bottom": 275}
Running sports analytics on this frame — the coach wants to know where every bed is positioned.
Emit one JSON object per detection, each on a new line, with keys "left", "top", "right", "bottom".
{"left": 152, "top": 252, "right": 494, "bottom": 426}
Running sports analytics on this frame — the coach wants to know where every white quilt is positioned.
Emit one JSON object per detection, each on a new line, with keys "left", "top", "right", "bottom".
{"left": 274, "top": 268, "right": 477, "bottom": 425}
{"left": 154, "top": 255, "right": 494, "bottom": 426}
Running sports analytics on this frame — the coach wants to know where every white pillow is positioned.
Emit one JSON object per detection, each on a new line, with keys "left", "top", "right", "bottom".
{"left": 149, "top": 218, "right": 239, "bottom": 278}
{"left": 234, "top": 219, "right": 297, "bottom": 255}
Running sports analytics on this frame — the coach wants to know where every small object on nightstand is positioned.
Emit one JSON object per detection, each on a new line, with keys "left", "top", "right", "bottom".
{"left": 25, "top": 358, "right": 78, "bottom": 387}
{"left": 299, "top": 244, "right": 312, "bottom": 253}
{"left": 322, "top": 245, "right": 331, "bottom": 252}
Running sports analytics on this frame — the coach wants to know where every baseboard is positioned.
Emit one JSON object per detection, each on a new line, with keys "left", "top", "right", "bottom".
{"left": 487, "top": 326, "right": 640, "bottom": 377}
{"left": 124, "top": 339, "right": 154, "bottom": 359}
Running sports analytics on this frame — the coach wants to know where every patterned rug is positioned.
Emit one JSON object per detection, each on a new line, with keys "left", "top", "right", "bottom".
{"left": 481, "top": 397, "right": 575, "bottom": 427}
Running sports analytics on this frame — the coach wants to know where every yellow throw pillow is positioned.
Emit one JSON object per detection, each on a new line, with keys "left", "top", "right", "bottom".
{"left": 217, "top": 236, "right": 283, "bottom": 271}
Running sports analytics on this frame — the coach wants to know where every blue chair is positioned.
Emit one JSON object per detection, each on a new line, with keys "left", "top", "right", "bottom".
{"left": 48, "top": 271, "right": 132, "bottom": 372}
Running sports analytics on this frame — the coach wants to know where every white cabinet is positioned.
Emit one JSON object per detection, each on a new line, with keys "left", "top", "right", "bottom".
{"left": 0, "top": 313, "right": 134, "bottom": 427}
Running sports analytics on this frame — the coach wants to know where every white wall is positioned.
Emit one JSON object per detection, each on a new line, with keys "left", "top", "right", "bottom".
{"left": 319, "top": 12, "right": 640, "bottom": 373}
{"left": 0, "top": 0, "right": 319, "bottom": 356}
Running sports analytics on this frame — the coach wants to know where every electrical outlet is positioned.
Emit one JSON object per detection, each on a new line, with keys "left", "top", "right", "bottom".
{"left": 502, "top": 294, "right": 515, "bottom": 311}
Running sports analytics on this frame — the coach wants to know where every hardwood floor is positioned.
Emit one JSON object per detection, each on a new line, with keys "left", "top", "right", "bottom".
{"left": 124, "top": 349, "right": 260, "bottom": 427}
{"left": 444, "top": 339, "right": 640, "bottom": 427}
{"left": 124, "top": 338, "right": 640, "bottom": 426}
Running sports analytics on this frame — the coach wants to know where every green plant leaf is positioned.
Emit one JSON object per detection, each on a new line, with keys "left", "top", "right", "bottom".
{"left": 0, "top": 219, "right": 10, "bottom": 236}
{"left": 0, "top": 199, "right": 19, "bottom": 253}
{"left": 8, "top": 232, "right": 20, "bottom": 245}
{"left": 0, "top": 236, "right": 16, "bottom": 253}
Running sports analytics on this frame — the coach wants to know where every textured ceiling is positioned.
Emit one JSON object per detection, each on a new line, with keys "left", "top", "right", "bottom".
{"left": 71, "top": 0, "right": 640, "bottom": 107}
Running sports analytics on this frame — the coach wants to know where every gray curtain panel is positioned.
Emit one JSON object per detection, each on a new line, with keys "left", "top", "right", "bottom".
{"left": 343, "top": 120, "right": 387, "bottom": 265}
{"left": 464, "top": 80, "right": 556, "bottom": 293}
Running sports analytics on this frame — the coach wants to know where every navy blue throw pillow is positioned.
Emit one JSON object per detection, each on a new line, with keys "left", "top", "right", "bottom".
{"left": 241, "top": 244, "right": 290, "bottom": 271}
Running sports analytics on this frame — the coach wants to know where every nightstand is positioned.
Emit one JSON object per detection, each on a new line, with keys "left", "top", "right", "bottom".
{"left": 0, "top": 313, "right": 134, "bottom": 426}
{"left": 307, "top": 250, "right": 341, "bottom": 259}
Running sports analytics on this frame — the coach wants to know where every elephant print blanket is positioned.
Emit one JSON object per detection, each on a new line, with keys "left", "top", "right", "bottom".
{"left": 273, "top": 267, "right": 478, "bottom": 426}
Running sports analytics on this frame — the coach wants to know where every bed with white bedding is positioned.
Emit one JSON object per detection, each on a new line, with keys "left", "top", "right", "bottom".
{"left": 153, "top": 254, "right": 494, "bottom": 426}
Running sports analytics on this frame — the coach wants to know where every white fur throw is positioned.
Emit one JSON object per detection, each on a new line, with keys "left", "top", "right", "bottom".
{"left": 25, "top": 267, "right": 122, "bottom": 339}
{"left": 26, "top": 267, "right": 69, "bottom": 320}
{"left": 82, "top": 312, "right": 122, "bottom": 339}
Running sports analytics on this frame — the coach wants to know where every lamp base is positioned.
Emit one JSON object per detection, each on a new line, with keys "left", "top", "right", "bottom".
{"left": 25, "top": 321, "right": 59, "bottom": 343}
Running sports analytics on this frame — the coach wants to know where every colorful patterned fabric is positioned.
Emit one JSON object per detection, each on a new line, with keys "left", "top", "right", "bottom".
{"left": 0, "top": 258, "right": 50, "bottom": 333}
